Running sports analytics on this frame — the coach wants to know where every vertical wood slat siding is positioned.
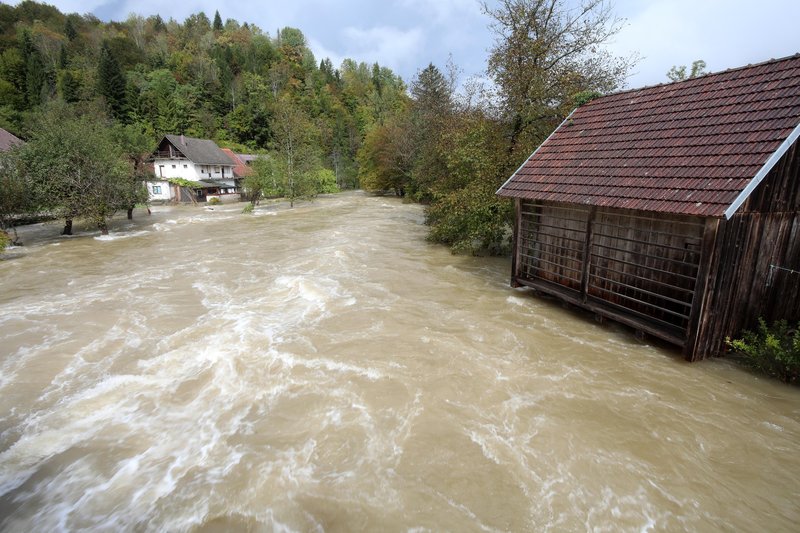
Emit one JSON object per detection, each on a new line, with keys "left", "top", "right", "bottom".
{"left": 518, "top": 201, "right": 589, "bottom": 292}
{"left": 587, "top": 211, "right": 703, "bottom": 332}
{"left": 690, "top": 211, "right": 800, "bottom": 359}
{"left": 687, "top": 139, "right": 800, "bottom": 360}
{"left": 517, "top": 200, "right": 704, "bottom": 343}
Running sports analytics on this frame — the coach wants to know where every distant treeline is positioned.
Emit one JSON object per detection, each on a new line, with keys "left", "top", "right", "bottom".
{"left": 0, "top": 0, "right": 633, "bottom": 254}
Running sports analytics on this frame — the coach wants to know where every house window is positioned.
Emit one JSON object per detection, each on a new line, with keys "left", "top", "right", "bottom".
{"left": 215, "top": 166, "right": 220, "bottom": 173}
{"left": 171, "top": 164, "right": 176, "bottom": 169}
{"left": 152, "top": 185, "right": 162, "bottom": 194}
{"left": 183, "top": 164, "right": 188, "bottom": 169}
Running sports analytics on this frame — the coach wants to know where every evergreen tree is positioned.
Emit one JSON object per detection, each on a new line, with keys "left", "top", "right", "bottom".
{"left": 97, "top": 42, "right": 127, "bottom": 121}
{"left": 64, "top": 17, "right": 77, "bottom": 41}
{"left": 59, "top": 45, "right": 67, "bottom": 69}
{"left": 25, "top": 47, "right": 46, "bottom": 107}
{"left": 213, "top": 10, "right": 223, "bottom": 32}
{"left": 60, "top": 70, "right": 79, "bottom": 103}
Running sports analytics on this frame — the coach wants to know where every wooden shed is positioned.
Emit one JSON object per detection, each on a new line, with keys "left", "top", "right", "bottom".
{"left": 497, "top": 54, "right": 800, "bottom": 361}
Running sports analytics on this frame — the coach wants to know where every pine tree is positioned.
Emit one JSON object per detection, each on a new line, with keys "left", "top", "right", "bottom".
{"left": 97, "top": 42, "right": 127, "bottom": 121}
{"left": 60, "top": 70, "right": 80, "bottom": 103}
{"left": 213, "top": 11, "right": 223, "bottom": 32}
{"left": 64, "top": 17, "right": 78, "bottom": 41}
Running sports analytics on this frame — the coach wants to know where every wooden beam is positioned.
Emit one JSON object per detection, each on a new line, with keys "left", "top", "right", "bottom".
{"left": 683, "top": 217, "right": 721, "bottom": 361}
{"left": 580, "top": 206, "right": 597, "bottom": 302}
{"left": 511, "top": 198, "right": 522, "bottom": 287}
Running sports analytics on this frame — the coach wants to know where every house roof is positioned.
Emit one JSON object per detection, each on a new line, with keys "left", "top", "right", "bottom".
{"left": 221, "top": 148, "right": 254, "bottom": 177}
{"left": 497, "top": 54, "right": 800, "bottom": 218}
{"left": 0, "top": 127, "right": 23, "bottom": 151}
{"left": 161, "top": 134, "right": 233, "bottom": 166}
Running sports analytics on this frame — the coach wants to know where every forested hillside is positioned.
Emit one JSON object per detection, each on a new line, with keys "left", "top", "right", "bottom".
{"left": 0, "top": 0, "right": 632, "bottom": 254}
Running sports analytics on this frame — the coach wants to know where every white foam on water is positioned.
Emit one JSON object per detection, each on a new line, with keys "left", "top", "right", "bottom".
{"left": 93, "top": 230, "right": 151, "bottom": 241}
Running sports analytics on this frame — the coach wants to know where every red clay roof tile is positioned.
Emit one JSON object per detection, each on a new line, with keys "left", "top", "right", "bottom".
{"left": 498, "top": 54, "right": 800, "bottom": 216}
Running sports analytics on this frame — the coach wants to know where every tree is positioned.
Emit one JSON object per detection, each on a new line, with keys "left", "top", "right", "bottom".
{"left": 270, "top": 95, "right": 320, "bottom": 207}
{"left": 357, "top": 114, "right": 414, "bottom": 196}
{"left": 110, "top": 123, "right": 152, "bottom": 219}
{"left": 244, "top": 155, "right": 281, "bottom": 205}
{"left": 19, "top": 103, "right": 130, "bottom": 235}
{"left": 0, "top": 148, "right": 29, "bottom": 247}
{"left": 213, "top": 11, "right": 223, "bottom": 32}
{"left": 667, "top": 60, "right": 707, "bottom": 82}
{"left": 483, "top": 0, "right": 633, "bottom": 159}
{"left": 408, "top": 63, "right": 453, "bottom": 200}
{"left": 97, "top": 42, "right": 127, "bottom": 121}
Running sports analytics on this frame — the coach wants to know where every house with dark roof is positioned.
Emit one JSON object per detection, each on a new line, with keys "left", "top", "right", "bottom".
{"left": 497, "top": 54, "right": 800, "bottom": 361}
{"left": 150, "top": 135, "right": 240, "bottom": 202}
{"left": 0, "top": 127, "right": 23, "bottom": 152}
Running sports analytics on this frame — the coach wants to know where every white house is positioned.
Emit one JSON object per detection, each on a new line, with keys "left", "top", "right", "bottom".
{"left": 149, "top": 135, "right": 240, "bottom": 202}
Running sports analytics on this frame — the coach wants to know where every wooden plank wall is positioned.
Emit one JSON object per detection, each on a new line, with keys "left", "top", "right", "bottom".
{"left": 518, "top": 201, "right": 589, "bottom": 292}
{"left": 587, "top": 210, "right": 703, "bottom": 332}
{"left": 689, "top": 211, "right": 800, "bottom": 359}
{"left": 517, "top": 200, "right": 704, "bottom": 345}
{"left": 688, "top": 142, "right": 800, "bottom": 360}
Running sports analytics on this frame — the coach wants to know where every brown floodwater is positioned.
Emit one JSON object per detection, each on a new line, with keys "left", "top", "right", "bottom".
{"left": 0, "top": 192, "right": 798, "bottom": 532}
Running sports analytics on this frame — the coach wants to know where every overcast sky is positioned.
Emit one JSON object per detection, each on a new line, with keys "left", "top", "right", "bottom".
{"left": 13, "top": 0, "right": 800, "bottom": 90}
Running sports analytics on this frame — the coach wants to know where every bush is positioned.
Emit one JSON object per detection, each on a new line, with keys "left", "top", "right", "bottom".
{"left": 207, "top": 197, "right": 221, "bottom": 205}
{"left": 241, "top": 203, "right": 254, "bottom": 214}
{"left": 0, "top": 230, "right": 10, "bottom": 251}
{"left": 726, "top": 318, "right": 800, "bottom": 384}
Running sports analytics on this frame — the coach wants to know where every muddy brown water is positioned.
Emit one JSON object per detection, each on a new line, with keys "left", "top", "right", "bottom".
{"left": 0, "top": 192, "right": 798, "bottom": 531}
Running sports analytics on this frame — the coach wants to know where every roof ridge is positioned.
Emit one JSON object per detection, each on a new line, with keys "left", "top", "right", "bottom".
{"left": 601, "top": 53, "right": 800, "bottom": 100}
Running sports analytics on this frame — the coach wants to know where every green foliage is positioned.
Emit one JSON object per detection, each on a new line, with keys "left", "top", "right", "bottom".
{"left": 17, "top": 101, "right": 132, "bottom": 233}
{"left": 726, "top": 319, "right": 800, "bottom": 384}
{"left": 98, "top": 42, "right": 128, "bottom": 121}
{"left": 426, "top": 179, "right": 513, "bottom": 255}
{"left": 573, "top": 90, "right": 603, "bottom": 107}
{"left": 241, "top": 203, "right": 254, "bottom": 214}
{"left": 168, "top": 177, "right": 204, "bottom": 188}
{"left": 667, "top": 60, "right": 708, "bottom": 82}
{"left": 315, "top": 168, "right": 339, "bottom": 194}
{"left": 207, "top": 196, "right": 221, "bottom": 205}
{"left": 0, "top": 229, "right": 10, "bottom": 251}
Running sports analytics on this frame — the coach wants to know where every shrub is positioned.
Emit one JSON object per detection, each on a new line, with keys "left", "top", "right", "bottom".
{"left": 0, "top": 230, "right": 10, "bottom": 251}
{"left": 207, "top": 197, "right": 221, "bottom": 205}
{"left": 726, "top": 318, "right": 800, "bottom": 384}
{"left": 241, "top": 203, "right": 254, "bottom": 214}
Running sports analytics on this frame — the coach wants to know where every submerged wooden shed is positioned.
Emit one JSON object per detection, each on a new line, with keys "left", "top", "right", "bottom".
{"left": 497, "top": 54, "right": 800, "bottom": 361}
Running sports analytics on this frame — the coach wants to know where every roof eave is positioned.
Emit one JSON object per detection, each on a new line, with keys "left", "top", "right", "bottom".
{"left": 496, "top": 108, "right": 578, "bottom": 196}
{"left": 723, "top": 120, "right": 800, "bottom": 219}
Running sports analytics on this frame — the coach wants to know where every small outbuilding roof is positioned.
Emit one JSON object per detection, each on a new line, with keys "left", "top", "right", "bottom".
{"left": 497, "top": 54, "right": 800, "bottom": 218}
{"left": 221, "top": 148, "right": 254, "bottom": 177}
{"left": 161, "top": 134, "right": 233, "bottom": 166}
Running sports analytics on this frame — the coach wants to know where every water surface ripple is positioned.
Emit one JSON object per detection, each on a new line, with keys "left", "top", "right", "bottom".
{"left": 1, "top": 193, "right": 798, "bottom": 531}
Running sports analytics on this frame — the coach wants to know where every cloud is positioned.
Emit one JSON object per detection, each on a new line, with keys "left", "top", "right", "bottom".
{"left": 609, "top": 0, "right": 800, "bottom": 89}
{"left": 339, "top": 26, "right": 425, "bottom": 72}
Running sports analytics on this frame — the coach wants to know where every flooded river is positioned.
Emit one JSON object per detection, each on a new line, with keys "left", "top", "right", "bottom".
{"left": 0, "top": 192, "right": 798, "bottom": 531}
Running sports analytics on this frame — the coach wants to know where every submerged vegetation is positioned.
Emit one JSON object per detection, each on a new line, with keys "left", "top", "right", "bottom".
{"left": 726, "top": 319, "right": 800, "bottom": 384}
{"left": 0, "top": 0, "right": 633, "bottom": 252}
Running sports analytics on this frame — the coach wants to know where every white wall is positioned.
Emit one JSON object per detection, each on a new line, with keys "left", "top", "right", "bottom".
{"left": 147, "top": 180, "right": 173, "bottom": 201}
{"left": 153, "top": 159, "right": 201, "bottom": 181}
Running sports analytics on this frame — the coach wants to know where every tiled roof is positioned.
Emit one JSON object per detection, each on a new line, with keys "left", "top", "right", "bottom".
{"left": 0, "top": 127, "right": 23, "bottom": 151}
{"left": 497, "top": 54, "right": 800, "bottom": 217}
{"left": 221, "top": 148, "right": 254, "bottom": 177}
{"left": 162, "top": 134, "right": 233, "bottom": 166}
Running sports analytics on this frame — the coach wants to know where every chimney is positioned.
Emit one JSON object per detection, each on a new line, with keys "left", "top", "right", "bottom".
{"left": 180, "top": 134, "right": 186, "bottom": 146}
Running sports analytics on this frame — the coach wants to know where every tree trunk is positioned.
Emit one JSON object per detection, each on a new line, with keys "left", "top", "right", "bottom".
{"left": 99, "top": 221, "right": 109, "bottom": 235}
{"left": 62, "top": 219, "right": 73, "bottom": 235}
{"left": 127, "top": 207, "right": 133, "bottom": 219}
